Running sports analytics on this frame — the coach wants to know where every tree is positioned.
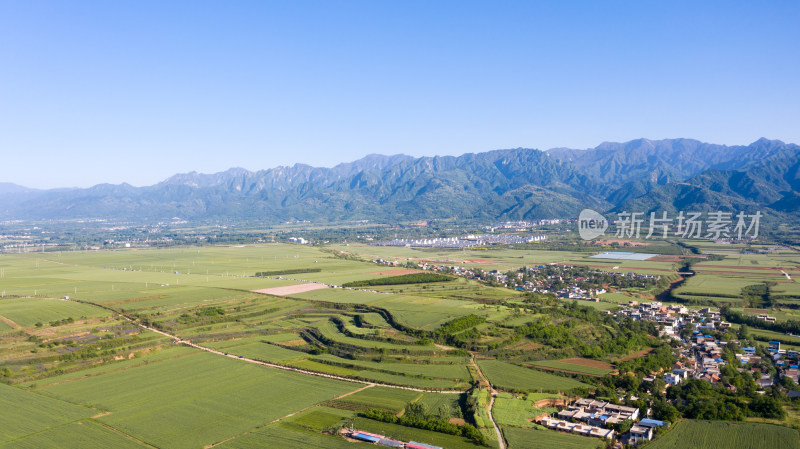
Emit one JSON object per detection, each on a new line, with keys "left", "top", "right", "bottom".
{"left": 749, "top": 394, "right": 785, "bottom": 419}
{"left": 780, "top": 376, "right": 798, "bottom": 391}
{"left": 405, "top": 402, "right": 429, "bottom": 419}
{"left": 611, "top": 419, "right": 633, "bottom": 433}
{"left": 651, "top": 378, "right": 666, "bottom": 396}
{"left": 651, "top": 399, "right": 680, "bottom": 423}
{"left": 738, "top": 324, "right": 750, "bottom": 340}
{"left": 435, "top": 404, "right": 451, "bottom": 421}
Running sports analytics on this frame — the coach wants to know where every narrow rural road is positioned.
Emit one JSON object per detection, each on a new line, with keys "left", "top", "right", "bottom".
{"left": 470, "top": 353, "right": 505, "bottom": 449}
{"left": 63, "top": 297, "right": 466, "bottom": 395}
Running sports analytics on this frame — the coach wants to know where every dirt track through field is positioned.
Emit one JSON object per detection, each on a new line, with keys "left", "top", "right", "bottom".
{"left": 0, "top": 314, "right": 20, "bottom": 329}
{"left": 470, "top": 353, "right": 505, "bottom": 449}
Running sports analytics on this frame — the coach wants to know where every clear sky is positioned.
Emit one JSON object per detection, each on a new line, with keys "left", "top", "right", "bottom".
{"left": 1, "top": 1, "right": 798, "bottom": 188}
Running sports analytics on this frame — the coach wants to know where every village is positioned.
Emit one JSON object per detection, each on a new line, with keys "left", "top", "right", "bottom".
{"left": 372, "top": 234, "right": 546, "bottom": 249}
{"left": 368, "top": 256, "right": 800, "bottom": 446}
{"left": 373, "top": 257, "right": 657, "bottom": 302}
{"left": 618, "top": 301, "right": 800, "bottom": 393}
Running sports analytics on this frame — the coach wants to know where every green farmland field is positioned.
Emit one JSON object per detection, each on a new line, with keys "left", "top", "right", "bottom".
{"left": 4, "top": 241, "right": 794, "bottom": 448}
{"left": 328, "top": 386, "right": 421, "bottom": 412}
{"left": 492, "top": 393, "right": 556, "bottom": 427}
{"left": 353, "top": 417, "right": 485, "bottom": 449}
{"left": 643, "top": 420, "right": 799, "bottom": 449}
{"left": 477, "top": 360, "right": 590, "bottom": 392}
{"left": 0, "top": 383, "right": 94, "bottom": 444}
{"left": 0, "top": 297, "right": 108, "bottom": 327}
{"left": 217, "top": 423, "right": 370, "bottom": 449}
{"left": 529, "top": 359, "right": 613, "bottom": 376}
{"left": 1, "top": 421, "right": 149, "bottom": 449}
{"left": 503, "top": 427, "right": 602, "bottom": 449}
{"left": 36, "top": 349, "right": 359, "bottom": 449}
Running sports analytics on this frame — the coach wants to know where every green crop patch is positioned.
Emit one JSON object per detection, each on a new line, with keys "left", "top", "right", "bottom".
{"left": 0, "top": 297, "right": 109, "bottom": 328}
{"left": 643, "top": 420, "right": 799, "bottom": 449}
{"left": 216, "top": 422, "right": 364, "bottom": 449}
{"left": 477, "top": 360, "right": 590, "bottom": 392}
{"left": 492, "top": 394, "right": 557, "bottom": 427}
{"left": 2, "top": 420, "right": 149, "bottom": 449}
{"left": 329, "top": 386, "right": 420, "bottom": 413}
{"left": 353, "top": 416, "right": 485, "bottom": 449}
{"left": 529, "top": 359, "right": 613, "bottom": 376}
{"left": 503, "top": 427, "right": 601, "bottom": 449}
{"left": 0, "top": 383, "right": 95, "bottom": 444}
{"left": 37, "top": 349, "right": 360, "bottom": 449}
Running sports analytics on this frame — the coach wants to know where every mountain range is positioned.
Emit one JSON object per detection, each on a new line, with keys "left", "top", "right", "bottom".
{"left": 1, "top": 138, "right": 798, "bottom": 224}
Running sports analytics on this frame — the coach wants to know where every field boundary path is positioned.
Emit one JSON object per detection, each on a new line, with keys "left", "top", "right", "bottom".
{"left": 470, "top": 353, "right": 505, "bottom": 449}
{"left": 59, "top": 297, "right": 465, "bottom": 395}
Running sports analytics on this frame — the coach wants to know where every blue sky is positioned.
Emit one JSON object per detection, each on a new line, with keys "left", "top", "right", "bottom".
{"left": 1, "top": 1, "right": 798, "bottom": 188}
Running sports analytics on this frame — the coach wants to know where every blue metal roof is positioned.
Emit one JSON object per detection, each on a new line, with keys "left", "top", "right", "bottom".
{"left": 353, "top": 433, "right": 381, "bottom": 443}
{"left": 639, "top": 418, "right": 666, "bottom": 427}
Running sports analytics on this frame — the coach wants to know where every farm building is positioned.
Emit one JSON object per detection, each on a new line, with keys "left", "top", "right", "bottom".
{"left": 377, "top": 438, "right": 404, "bottom": 448}
{"left": 405, "top": 442, "right": 443, "bottom": 449}
{"left": 629, "top": 425, "right": 653, "bottom": 443}
{"left": 350, "top": 430, "right": 384, "bottom": 443}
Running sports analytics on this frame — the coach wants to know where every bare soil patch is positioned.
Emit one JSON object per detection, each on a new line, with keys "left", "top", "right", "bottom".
{"left": 278, "top": 339, "right": 308, "bottom": 347}
{"left": 559, "top": 358, "right": 614, "bottom": 370}
{"left": 252, "top": 283, "right": 329, "bottom": 296}
{"left": 648, "top": 255, "right": 682, "bottom": 262}
{"left": 744, "top": 308, "right": 770, "bottom": 314}
{"left": 617, "top": 347, "right": 653, "bottom": 363}
{"left": 534, "top": 398, "right": 568, "bottom": 408}
{"left": 0, "top": 314, "right": 21, "bottom": 329}
{"left": 507, "top": 341, "right": 543, "bottom": 351}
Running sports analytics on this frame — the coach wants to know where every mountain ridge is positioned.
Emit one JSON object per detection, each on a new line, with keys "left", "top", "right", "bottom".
{"left": 1, "top": 139, "right": 797, "bottom": 223}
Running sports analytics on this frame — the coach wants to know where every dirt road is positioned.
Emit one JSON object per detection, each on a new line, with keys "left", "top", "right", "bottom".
{"left": 470, "top": 353, "right": 505, "bottom": 449}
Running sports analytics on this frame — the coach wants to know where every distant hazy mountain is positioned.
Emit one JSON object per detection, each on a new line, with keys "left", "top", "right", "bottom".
{"left": 615, "top": 147, "right": 800, "bottom": 215}
{"left": 0, "top": 139, "right": 797, "bottom": 223}
{"left": 0, "top": 182, "right": 36, "bottom": 194}
{"left": 547, "top": 137, "right": 795, "bottom": 187}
